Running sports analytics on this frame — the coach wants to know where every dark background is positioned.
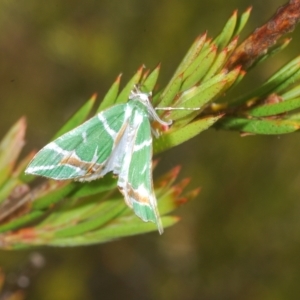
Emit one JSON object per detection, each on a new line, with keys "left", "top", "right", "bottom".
{"left": 1, "top": 0, "right": 300, "bottom": 299}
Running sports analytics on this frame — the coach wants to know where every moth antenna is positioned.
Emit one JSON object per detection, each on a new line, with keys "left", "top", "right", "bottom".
{"left": 155, "top": 107, "right": 200, "bottom": 111}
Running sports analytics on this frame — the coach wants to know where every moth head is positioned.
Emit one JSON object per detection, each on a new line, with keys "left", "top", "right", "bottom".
{"left": 129, "top": 85, "right": 152, "bottom": 103}
{"left": 129, "top": 85, "right": 172, "bottom": 127}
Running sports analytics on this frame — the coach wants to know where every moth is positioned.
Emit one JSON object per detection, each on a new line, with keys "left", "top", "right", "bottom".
{"left": 26, "top": 87, "right": 174, "bottom": 234}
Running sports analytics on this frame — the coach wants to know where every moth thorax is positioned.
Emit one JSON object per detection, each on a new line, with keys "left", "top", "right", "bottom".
{"left": 136, "top": 93, "right": 150, "bottom": 102}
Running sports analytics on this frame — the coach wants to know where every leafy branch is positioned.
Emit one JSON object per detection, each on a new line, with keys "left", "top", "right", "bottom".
{"left": 0, "top": 0, "right": 299, "bottom": 249}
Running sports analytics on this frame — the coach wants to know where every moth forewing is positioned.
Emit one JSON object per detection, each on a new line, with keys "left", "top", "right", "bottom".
{"left": 26, "top": 104, "right": 128, "bottom": 180}
{"left": 79, "top": 109, "right": 132, "bottom": 181}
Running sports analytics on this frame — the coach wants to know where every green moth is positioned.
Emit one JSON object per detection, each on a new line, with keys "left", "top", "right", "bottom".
{"left": 25, "top": 87, "right": 172, "bottom": 234}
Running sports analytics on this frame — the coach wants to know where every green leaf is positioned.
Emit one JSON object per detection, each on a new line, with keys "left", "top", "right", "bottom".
{"left": 231, "top": 55, "right": 300, "bottom": 106}
{"left": 271, "top": 67, "right": 300, "bottom": 95}
{"left": 156, "top": 73, "right": 183, "bottom": 108}
{"left": 69, "top": 176, "right": 117, "bottom": 199}
{"left": 226, "top": 68, "right": 246, "bottom": 91}
{"left": 217, "top": 117, "right": 300, "bottom": 134}
{"left": 202, "top": 44, "right": 232, "bottom": 82}
{"left": 153, "top": 115, "right": 222, "bottom": 154}
{"left": 32, "top": 181, "right": 75, "bottom": 210}
{"left": 54, "top": 200, "right": 125, "bottom": 238}
{"left": 37, "top": 195, "right": 122, "bottom": 230}
{"left": 97, "top": 74, "right": 121, "bottom": 111}
{"left": 0, "top": 211, "right": 45, "bottom": 234}
{"left": 170, "top": 68, "right": 240, "bottom": 124}
{"left": 157, "top": 179, "right": 199, "bottom": 215}
{"left": 172, "top": 33, "right": 207, "bottom": 78}
{"left": 141, "top": 63, "right": 160, "bottom": 93}
{"left": 249, "top": 38, "right": 292, "bottom": 70}
{"left": 15, "top": 151, "right": 36, "bottom": 183}
{"left": 114, "top": 66, "right": 144, "bottom": 104}
{"left": 181, "top": 44, "right": 217, "bottom": 90}
{"left": 47, "top": 216, "right": 178, "bottom": 247}
{"left": 0, "top": 118, "right": 26, "bottom": 187}
{"left": 233, "top": 7, "right": 252, "bottom": 36}
{"left": 249, "top": 97, "right": 300, "bottom": 117}
{"left": 281, "top": 84, "right": 300, "bottom": 101}
{"left": 213, "top": 10, "right": 238, "bottom": 49}
{"left": 52, "top": 94, "right": 96, "bottom": 139}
